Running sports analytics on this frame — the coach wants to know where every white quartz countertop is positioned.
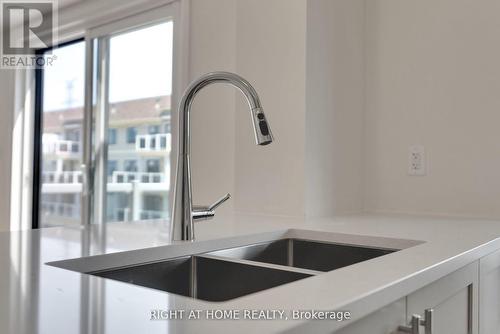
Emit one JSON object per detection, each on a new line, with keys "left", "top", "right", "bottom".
{"left": 2, "top": 213, "right": 500, "bottom": 334}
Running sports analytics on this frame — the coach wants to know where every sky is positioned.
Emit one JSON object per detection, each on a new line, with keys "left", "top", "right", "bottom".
{"left": 43, "top": 21, "right": 173, "bottom": 111}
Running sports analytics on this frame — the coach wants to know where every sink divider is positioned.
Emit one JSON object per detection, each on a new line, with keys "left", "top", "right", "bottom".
{"left": 287, "top": 239, "right": 294, "bottom": 267}
{"left": 196, "top": 254, "right": 323, "bottom": 277}
{"left": 190, "top": 256, "right": 198, "bottom": 299}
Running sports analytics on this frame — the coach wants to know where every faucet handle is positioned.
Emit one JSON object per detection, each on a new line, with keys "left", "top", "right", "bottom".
{"left": 192, "top": 193, "right": 231, "bottom": 221}
{"left": 208, "top": 193, "right": 231, "bottom": 211}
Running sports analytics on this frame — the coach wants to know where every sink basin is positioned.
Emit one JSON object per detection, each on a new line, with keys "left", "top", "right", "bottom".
{"left": 91, "top": 255, "right": 311, "bottom": 302}
{"left": 208, "top": 238, "right": 397, "bottom": 272}
{"left": 48, "top": 229, "right": 415, "bottom": 303}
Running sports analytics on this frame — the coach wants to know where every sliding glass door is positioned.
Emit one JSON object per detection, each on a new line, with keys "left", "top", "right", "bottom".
{"left": 34, "top": 4, "right": 179, "bottom": 227}
{"left": 104, "top": 21, "right": 173, "bottom": 223}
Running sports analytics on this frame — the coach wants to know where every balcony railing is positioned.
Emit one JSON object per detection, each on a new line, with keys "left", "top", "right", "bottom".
{"left": 41, "top": 201, "right": 80, "bottom": 218}
{"left": 41, "top": 171, "right": 169, "bottom": 194}
{"left": 111, "top": 171, "right": 165, "bottom": 184}
{"left": 139, "top": 210, "right": 167, "bottom": 220}
{"left": 107, "top": 208, "right": 166, "bottom": 222}
{"left": 136, "top": 133, "right": 171, "bottom": 152}
{"left": 42, "top": 171, "right": 83, "bottom": 184}
{"left": 41, "top": 171, "right": 166, "bottom": 185}
{"left": 43, "top": 139, "right": 80, "bottom": 157}
{"left": 108, "top": 208, "right": 131, "bottom": 222}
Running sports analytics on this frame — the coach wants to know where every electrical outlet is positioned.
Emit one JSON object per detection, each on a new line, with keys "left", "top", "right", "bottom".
{"left": 408, "top": 145, "right": 426, "bottom": 176}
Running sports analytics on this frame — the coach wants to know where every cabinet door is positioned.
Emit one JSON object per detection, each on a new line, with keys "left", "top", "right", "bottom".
{"left": 479, "top": 249, "right": 500, "bottom": 334}
{"left": 406, "top": 261, "right": 478, "bottom": 334}
{"left": 335, "top": 298, "right": 405, "bottom": 334}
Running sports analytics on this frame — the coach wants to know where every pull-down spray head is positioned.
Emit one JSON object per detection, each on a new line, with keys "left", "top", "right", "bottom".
{"left": 250, "top": 107, "right": 273, "bottom": 145}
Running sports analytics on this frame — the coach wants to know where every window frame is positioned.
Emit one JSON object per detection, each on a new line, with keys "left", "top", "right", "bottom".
{"left": 108, "top": 128, "right": 117, "bottom": 145}
{"left": 124, "top": 160, "right": 138, "bottom": 173}
{"left": 146, "top": 159, "right": 161, "bottom": 173}
{"left": 29, "top": 0, "right": 189, "bottom": 228}
{"left": 32, "top": 38, "right": 85, "bottom": 229}
{"left": 89, "top": 3, "right": 186, "bottom": 224}
{"left": 148, "top": 125, "right": 160, "bottom": 135}
{"left": 107, "top": 160, "right": 118, "bottom": 177}
{"left": 126, "top": 127, "right": 137, "bottom": 144}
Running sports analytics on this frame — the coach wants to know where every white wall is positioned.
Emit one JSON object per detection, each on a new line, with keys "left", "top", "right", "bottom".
{"left": 232, "top": 0, "right": 366, "bottom": 218}
{"left": 305, "top": 0, "right": 365, "bottom": 217}
{"left": 234, "top": 0, "right": 307, "bottom": 217}
{"left": 191, "top": 0, "right": 366, "bottom": 218}
{"left": 364, "top": 0, "right": 500, "bottom": 219}
{"left": 188, "top": 0, "right": 308, "bottom": 218}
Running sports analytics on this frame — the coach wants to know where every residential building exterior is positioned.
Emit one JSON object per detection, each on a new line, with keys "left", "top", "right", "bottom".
{"left": 40, "top": 96, "right": 171, "bottom": 226}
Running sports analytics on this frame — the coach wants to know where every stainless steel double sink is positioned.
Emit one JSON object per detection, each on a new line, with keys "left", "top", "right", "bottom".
{"left": 87, "top": 238, "right": 398, "bottom": 302}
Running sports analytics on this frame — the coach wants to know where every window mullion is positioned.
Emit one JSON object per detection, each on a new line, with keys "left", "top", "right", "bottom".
{"left": 92, "top": 37, "right": 110, "bottom": 224}
{"left": 81, "top": 36, "right": 95, "bottom": 226}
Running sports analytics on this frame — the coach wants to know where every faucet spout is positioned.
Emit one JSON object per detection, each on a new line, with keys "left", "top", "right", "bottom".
{"left": 171, "top": 72, "right": 273, "bottom": 241}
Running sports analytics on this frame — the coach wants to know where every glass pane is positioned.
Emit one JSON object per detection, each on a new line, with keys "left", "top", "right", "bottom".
{"left": 105, "top": 21, "right": 173, "bottom": 223}
{"left": 39, "top": 41, "right": 85, "bottom": 227}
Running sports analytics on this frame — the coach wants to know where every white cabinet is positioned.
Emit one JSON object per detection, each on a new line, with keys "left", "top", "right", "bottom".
{"left": 479, "top": 249, "right": 500, "bottom": 334}
{"left": 405, "top": 261, "right": 478, "bottom": 334}
{"left": 335, "top": 298, "right": 405, "bottom": 334}
{"left": 336, "top": 261, "right": 479, "bottom": 334}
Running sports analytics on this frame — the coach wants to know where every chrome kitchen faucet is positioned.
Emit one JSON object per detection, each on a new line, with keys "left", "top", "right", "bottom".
{"left": 171, "top": 72, "right": 273, "bottom": 241}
